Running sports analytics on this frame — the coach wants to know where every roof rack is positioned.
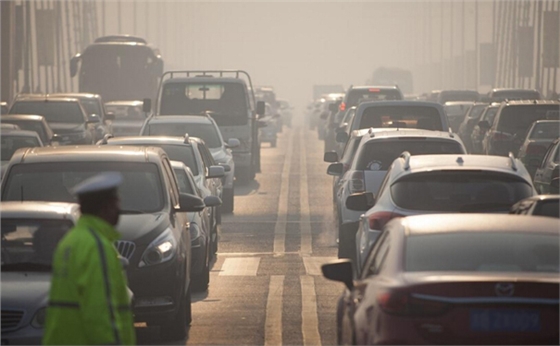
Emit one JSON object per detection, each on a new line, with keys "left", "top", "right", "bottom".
{"left": 98, "top": 133, "right": 113, "bottom": 145}
{"left": 368, "top": 127, "right": 376, "bottom": 137}
{"left": 400, "top": 151, "right": 412, "bottom": 170}
{"left": 508, "top": 152, "right": 517, "bottom": 171}
{"left": 448, "top": 128, "right": 454, "bottom": 138}
{"left": 183, "top": 133, "right": 190, "bottom": 144}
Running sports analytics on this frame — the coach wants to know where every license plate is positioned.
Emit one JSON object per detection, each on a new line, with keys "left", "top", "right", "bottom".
{"left": 470, "top": 309, "right": 540, "bottom": 332}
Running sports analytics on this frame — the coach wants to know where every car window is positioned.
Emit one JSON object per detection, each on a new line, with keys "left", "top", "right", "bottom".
{"left": 173, "top": 168, "right": 195, "bottom": 195}
{"left": 355, "top": 139, "right": 464, "bottom": 171}
{"left": 10, "top": 101, "right": 85, "bottom": 124}
{"left": 363, "top": 232, "right": 391, "bottom": 278}
{"left": 0, "top": 136, "right": 41, "bottom": 161}
{"left": 540, "top": 141, "right": 559, "bottom": 168}
{"left": 347, "top": 89, "right": 402, "bottom": 107}
{"left": 359, "top": 106, "right": 444, "bottom": 131}
{"left": 80, "top": 99, "right": 102, "bottom": 118}
{"left": 340, "top": 137, "right": 361, "bottom": 165}
{"left": 534, "top": 200, "right": 560, "bottom": 218}
{"left": 483, "top": 107, "right": 499, "bottom": 125}
{"left": 157, "top": 144, "right": 199, "bottom": 176}
{"left": 497, "top": 105, "right": 559, "bottom": 136}
{"left": 161, "top": 158, "right": 180, "bottom": 206}
{"left": 144, "top": 122, "right": 222, "bottom": 148}
{"left": 529, "top": 122, "right": 560, "bottom": 140}
{"left": 1, "top": 120, "right": 48, "bottom": 143}
{"left": 105, "top": 104, "right": 145, "bottom": 120}
{"left": 390, "top": 171, "right": 534, "bottom": 212}
{"left": 405, "top": 232, "right": 559, "bottom": 273}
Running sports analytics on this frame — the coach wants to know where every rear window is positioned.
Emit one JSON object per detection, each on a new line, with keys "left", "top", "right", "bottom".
{"left": 534, "top": 200, "right": 560, "bottom": 218}
{"left": 444, "top": 104, "right": 472, "bottom": 117}
{"left": 406, "top": 232, "right": 559, "bottom": 273}
{"left": 10, "top": 101, "right": 85, "bottom": 124}
{"left": 105, "top": 104, "right": 145, "bottom": 120}
{"left": 497, "top": 105, "right": 560, "bottom": 136}
{"left": 359, "top": 106, "right": 444, "bottom": 131}
{"left": 491, "top": 90, "right": 541, "bottom": 101}
{"left": 439, "top": 91, "right": 479, "bottom": 103}
{"left": 356, "top": 139, "right": 464, "bottom": 171}
{"left": 1, "top": 121, "right": 47, "bottom": 142}
{"left": 390, "top": 171, "right": 534, "bottom": 212}
{"left": 529, "top": 121, "right": 560, "bottom": 140}
{"left": 1, "top": 135, "right": 41, "bottom": 161}
{"left": 144, "top": 123, "right": 221, "bottom": 148}
{"left": 347, "top": 89, "right": 402, "bottom": 107}
{"left": 173, "top": 168, "right": 195, "bottom": 195}
{"left": 160, "top": 82, "right": 249, "bottom": 126}
{"left": 157, "top": 145, "right": 199, "bottom": 176}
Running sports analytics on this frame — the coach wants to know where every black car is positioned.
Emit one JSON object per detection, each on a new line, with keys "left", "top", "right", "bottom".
{"left": 1, "top": 145, "right": 205, "bottom": 340}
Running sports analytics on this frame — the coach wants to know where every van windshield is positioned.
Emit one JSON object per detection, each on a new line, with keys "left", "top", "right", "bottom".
{"left": 160, "top": 82, "right": 248, "bottom": 126}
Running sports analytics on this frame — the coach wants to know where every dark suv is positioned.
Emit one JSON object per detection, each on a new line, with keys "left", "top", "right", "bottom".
{"left": 1, "top": 146, "right": 204, "bottom": 340}
{"left": 9, "top": 96, "right": 96, "bottom": 145}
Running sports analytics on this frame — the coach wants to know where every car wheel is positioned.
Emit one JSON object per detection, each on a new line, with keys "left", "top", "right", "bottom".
{"left": 221, "top": 187, "right": 234, "bottom": 214}
{"left": 160, "top": 285, "right": 190, "bottom": 340}
{"left": 192, "top": 248, "right": 210, "bottom": 292}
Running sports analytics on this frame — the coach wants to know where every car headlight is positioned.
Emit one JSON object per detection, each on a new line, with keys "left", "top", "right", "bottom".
{"left": 31, "top": 307, "right": 46, "bottom": 329}
{"left": 139, "top": 228, "right": 177, "bottom": 268}
{"left": 189, "top": 222, "right": 201, "bottom": 242}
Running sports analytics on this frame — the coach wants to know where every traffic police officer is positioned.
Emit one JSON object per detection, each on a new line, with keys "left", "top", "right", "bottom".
{"left": 43, "top": 172, "right": 136, "bottom": 345}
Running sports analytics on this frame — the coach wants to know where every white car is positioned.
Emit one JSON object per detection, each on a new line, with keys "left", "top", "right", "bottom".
{"left": 327, "top": 128, "right": 467, "bottom": 259}
{"left": 347, "top": 153, "right": 538, "bottom": 273}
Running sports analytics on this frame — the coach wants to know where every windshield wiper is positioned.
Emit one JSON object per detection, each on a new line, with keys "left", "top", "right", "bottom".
{"left": 1, "top": 262, "right": 52, "bottom": 272}
{"left": 459, "top": 202, "right": 512, "bottom": 213}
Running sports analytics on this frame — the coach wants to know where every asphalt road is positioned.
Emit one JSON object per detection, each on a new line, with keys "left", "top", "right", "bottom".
{"left": 138, "top": 122, "right": 343, "bottom": 345}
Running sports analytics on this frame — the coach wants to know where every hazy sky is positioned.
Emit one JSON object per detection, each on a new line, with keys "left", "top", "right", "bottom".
{"left": 104, "top": 1, "right": 495, "bottom": 111}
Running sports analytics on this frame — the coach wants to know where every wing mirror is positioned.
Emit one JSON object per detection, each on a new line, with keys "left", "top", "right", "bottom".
{"left": 105, "top": 111, "right": 115, "bottom": 121}
{"left": 346, "top": 192, "right": 376, "bottom": 211}
{"left": 336, "top": 131, "right": 349, "bottom": 143}
{"left": 226, "top": 138, "right": 240, "bottom": 148}
{"left": 203, "top": 195, "right": 222, "bottom": 207}
{"left": 327, "top": 163, "right": 343, "bottom": 176}
{"left": 219, "top": 163, "right": 231, "bottom": 172}
{"left": 207, "top": 165, "right": 225, "bottom": 179}
{"left": 323, "top": 151, "right": 338, "bottom": 163}
{"left": 322, "top": 259, "right": 354, "bottom": 290}
{"left": 178, "top": 193, "right": 205, "bottom": 212}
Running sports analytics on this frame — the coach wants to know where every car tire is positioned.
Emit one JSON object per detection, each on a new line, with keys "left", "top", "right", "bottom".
{"left": 222, "top": 188, "right": 234, "bottom": 214}
{"left": 160, "top": 285, "right": 191, "bottom": 340}
{"left": 192, "top": 249, "right": 210, "bottom": 292}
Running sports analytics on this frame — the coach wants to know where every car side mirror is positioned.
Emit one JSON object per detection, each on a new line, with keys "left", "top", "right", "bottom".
{"left": 50, "top": 133, "right": 62, "bottom": 145}
{"left": 219, "top": 163, "right": 231, "bottom": 172}
{"left": 105, "top": 111, "right": 115, "bottom": 121}
{"left": 154, "top": 57, "right": 164, "bottom": 76}
{"left": 226, "top": 138, "right": 240, "bottom": 148}
{"left": 322, "top": 259, "right": 354, "bottom": 290}
{"left": 142, "top": 98, "right": 152, "bottom": 113}
{"left": 478, "top": 120, "right": 490, "bottom": 129}
{"left": 178, "top": 193, "right": 205, "bottom": 212}
{"left": 87, "top": 114, "right": 101, "bottom": 124}
{"left": 323, "top": 151, "right": 338, "bottom": 163}
{"left": 70, "top": 54, "right": 80, "bottom": 77}
{"left": 256, "top": 101, "right": 266, "bottom": 116}
{"left": 336, "top": 123, "right": 348, "bottom": 133}
{"left": 346, "top": 192, "right": 376, "bottom": 211}
{"left": 327, "top": 163, "right": 343, "bottom": 176}
{"left": 207, "top": 165, "right": 225, "bottom": 179}
{"left": 203, "top": 195, "right": 222, "bottom": 207}
{"left": 336, "top": 131, "right": 349, "bottom": 143}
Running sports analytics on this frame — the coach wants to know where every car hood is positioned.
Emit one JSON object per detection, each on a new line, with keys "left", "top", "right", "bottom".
{"left": 116, "top": 212, "right": 169, "bottom": 241}
{"left": 49, "top": 123, "right": 84, "bottom": 133}
{"left": 209, "top": 147, "right": 230, "bottom": 162}
{"left": 1, "top": 272, "right": 51, "bottom": 311}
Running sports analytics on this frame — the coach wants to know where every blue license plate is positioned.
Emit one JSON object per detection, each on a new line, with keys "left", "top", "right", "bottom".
{"left": 470, "top": 309, "right": 540, "bottom": 332}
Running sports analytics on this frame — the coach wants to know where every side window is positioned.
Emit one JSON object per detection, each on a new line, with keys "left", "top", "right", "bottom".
{"left": 200, "top": 144, "right": 216, "bottom": 166}
{"left": 541, "top": 142, "right": 557, "bottom": 168}
{"left": 375, "top": 166, "right": 393, "bottom": 199}
{"left": 162, "top": 157, "right": 180, "bottom": 206}
{"left": 361, "top": 231, "right": 389, "bottom": 279}
{"left": 197, "top": 145, "right": 212, "bottom": 174}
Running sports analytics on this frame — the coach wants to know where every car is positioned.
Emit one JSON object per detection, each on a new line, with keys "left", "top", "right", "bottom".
{"left": 327, "top": 129, "right": 467, "bottom": 260}
{"left": 0, "top": 114, "right": 58, "bottom": 145}
{"left": 1, "top": 201, "right": 81, "bottom": 345}
{"left": 322, "top": 214, "right": 560, "bottom": 345}
{"left": 277, "top": 99, "right": 293, "bottom": 128}
{"left": 1, "top": 101, "right": 8, "bottom": 114}
{"left": 347, "top": 153, "right": 537, "bottom": 272}
{"left": 317, "top": 93, "right": 345, "bottom": 141}
{"left": 533, "top": 138, "right": 560, "bottom": 194}
{"left": 258, "top": 103, "right": 280, "bottom": 147}
{"left": 9, "top": 96, "right": 96, "bottom": 145}
{"left": 1, "top": 129, "right": 44, "bottom": 168}
{"left": 1, "top": 145, "right": 204, "bottom": 340}
{"left": 429, "top": 89, "right": 480, "bottom": 104}
{"left": 171, "top": 160, "right": 222, "bottom": 292}
{"left": 104, "top": 100, "right": 149, "bottom": 137}
{"left": 517, "top": 120, "right": 560, "bottom": 178}
{"left": 456, "top": 102, "right": 490, "bottom": 152}
{"left": 481, "top": 100, "right": 560, "bottom": 156}
{"left": 337, "top": 101, "right": 452, "bottom": 145}
{"left": 443, "top": 101, "right": 474, "bottom": 133}
{"left": 140, "top": 115, "right": 238, "bottom": 213}
{"left": 334, "top": 106, "right": 358, "bottom": 156}
{"left": 98, "top": 135, "right": 225, "bottom": 254}
{"left": 471, "top": 103, "right": 501, "bottom": 154}
{"left": 486, "top": 88, "right": 542, "bottom": 102}
{"left": 510, "top": 195, "right": 559, "bottom": 218}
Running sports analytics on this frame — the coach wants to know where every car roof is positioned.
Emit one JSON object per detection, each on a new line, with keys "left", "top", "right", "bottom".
{"left": 502, "top": 100, "right": 559, "bottom": 106}
{"left": 105, "top": 100, "right": 144, "bottom": 106}
{"left": 491, "top": 88, "right": 540, "bottom": 92}
{"left": 146, "top": 115, "right": 213, "bottom": 125}
{"left": 104, "top": 136, "right": 197, "bottom": 146}
{"left": 358, "top": 128, "right": 458, "bottom": 144}
{"left": 349, "top": 85, "right": 400, "bottom": 90}
{"left": 9, "top": 145, "right": 166, "bottom": 164}
{"left": 515, "top": 194, "right": 560, "bottom": 203}
{"left": 0, "top": 129, "right": 42, "bottom": 138}
{"left": 1, "top": 201, "right": 80, "bottom": 221}
{"left": 48, "top": 93, "right": 101, "bottom": 100}
{"left": 399, "top": 214, "right": 559, "bottom": 236}
{"left": 12, "top": 96, "right": 82, "bottom": 103}
{"left": 356, "top": 100, "right": 443, "bottom": 110}
{"left": 444, "top": 101, "right": 475, "bottom": 106}
{"left": 2, "top": 114, "right": 46, "bottom": 121}
{"left": 163, "top": 77, "right": 248, "bottom": 85}
{"left": 532, "top": 119, "right": 560, "bottom": 125}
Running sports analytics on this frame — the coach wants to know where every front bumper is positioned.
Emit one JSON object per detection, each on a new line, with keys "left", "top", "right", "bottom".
{"left": 0, "top": 324, "right": 43, "bottom": 345}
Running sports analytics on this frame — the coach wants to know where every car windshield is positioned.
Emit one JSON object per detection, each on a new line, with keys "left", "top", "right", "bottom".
{"left": 2, "top": 162, "right": 164, "bottom": 213}
{"left": 144, "top": 123, "right": 222, "bottom": 148}
{"left": 1, "top": 135, "right": 41, "bottom": 161}
{"left": 444, "top": 103, "right": 472, "bottom": 117}
{"left": 534, "top": 200, "right": 560, "bottom": 218}
{"left": 160, "top": 82, "right": 249, "bottom": 126}
{"left": 492, "top": 90, "right": 541, "bottom": 101}
{"left": 173, "top": 168, "right": 195, "bottom": 195}
{"left": 1, "top": 219, "right": 74, "bottom": 270}
{"left": 390, "top": 171, "right": 534, "bottom": 212}
{"left": 405, "top": 232, "right": 559, "bottom": 273}
{"left": 355, "top": 139, "right": 464, "bottom": 171}
{"left": 347, "top": 89, "right": 402, "bottom": 107}
{"left": 497, "top": 105, "right": 560, "bottom": 136}
{"left": 105, "top": 104, "right": 145, "bottom": 120}
{"left": 10, "top": 101, "right": 85, "bottom": 124}
{"left": 79, "top": 99, "right": 102, "bottom": 118}
{"left": 359, "top": 106, "right": 444, "bottom": 131}
{"left": 529, "top": 122, "right": 560, "bottom": 140}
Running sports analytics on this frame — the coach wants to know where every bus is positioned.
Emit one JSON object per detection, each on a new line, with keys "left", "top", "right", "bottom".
{"left": 70, "top": 35, "right": 164, "bottom": 102}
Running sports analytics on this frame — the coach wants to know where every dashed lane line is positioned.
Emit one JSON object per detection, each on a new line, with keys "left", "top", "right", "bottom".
{"left": 273, "top": 130, "right": 294, "bottom": 255}
{"left": 264, "top": 275, "right": 284, "bottom": 346}
{"left": 300, "top": 128, "right": 312, "bottom": 255}
{"left": 300, "top": 275, "right": 321, "bottom": 346}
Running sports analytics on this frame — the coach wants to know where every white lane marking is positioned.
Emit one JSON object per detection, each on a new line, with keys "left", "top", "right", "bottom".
{"left": 218, "top": 257, "right": 260, "bottom": 276}
{"left": 300, "top": 128, "right": 312, "bottom": 255}
{"left": 265, "top": 275, "right": 285, "bottom": 346}
{"left": 303, "top": 257, "right": 338, "bottom": 276}
{"left": 274, "top": 130, "right": 294, "bottom": 255}
{"left": 300, "top": 276, "right": 321, "bottom": 346}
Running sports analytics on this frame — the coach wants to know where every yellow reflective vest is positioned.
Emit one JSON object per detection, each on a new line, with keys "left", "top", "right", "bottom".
{"left": 43, "top": 215, "right": 136, "bottom": 345}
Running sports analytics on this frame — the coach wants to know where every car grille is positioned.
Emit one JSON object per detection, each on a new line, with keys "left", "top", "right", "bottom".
{"left": 114, "top": 240, "right": 136, "bottom": 260}
{"left": 2, "top": 310, "right": 24, "bottom": 330}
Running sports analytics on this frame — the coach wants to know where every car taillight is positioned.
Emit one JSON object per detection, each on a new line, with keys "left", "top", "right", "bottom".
{"left": 492, "top": 131, "right": 512, "bottom": 141}
{"left": 349, "top": 171, "right": 365, "bottom": 193}
{"left": 339, "top": 102, "right": 346, "bottom": 112}
{"left": 377, "top": 290, "right": 449, "bottom": 316}
{"left": 526, "top": 144, "right": 547, "bottom": 156}
{"left": 368, "top": 211, "right": 402, "bottom": 230}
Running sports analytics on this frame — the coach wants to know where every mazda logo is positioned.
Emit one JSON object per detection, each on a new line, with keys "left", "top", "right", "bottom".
{"left": 495, "top": 283, "right": 515, "bottom": 297}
